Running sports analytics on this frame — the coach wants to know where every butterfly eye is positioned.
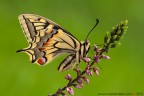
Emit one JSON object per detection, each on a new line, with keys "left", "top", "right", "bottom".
{"left": 37, "top": 18, "right": 41, "bottom": 21}
{"left": 83, "top": 40, "right": 90, "bottom": 55}
{"left": 85, "top": 40, "right": 89, "bottom": 45}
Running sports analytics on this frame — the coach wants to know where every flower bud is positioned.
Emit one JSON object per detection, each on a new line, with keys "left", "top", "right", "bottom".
{"left": 66, "top": 87, "right": 74, "bottom": 95}
{"left": 93, "top": 55, "right": 100, "bottom": 63}
{"left": 73, "top": 68, "right": 80, "bottom": 72}
{"left": 102, "top": 54, "right": 110, "bottom": 60}
{"left": 94, "top": 44, "right": 100, "bottom": 53}
{"left": 75, "top": 84, "right": 83, "bottom": 88}
{"left": 86, "top": 69, "right": 93, "bottom": 76}
{"left": 83, "top": 57, "right": 90, "bottom": 63}
{"left": 82, "top": 76, "right": 89, "bottom": 84}
{"left": 65, "top": 74, "right": 72, "bottom": 81}
{"left": 77, "top": 79, "right": 83, "bottom": 85}
{"left": 93, "top": 67, "right": 99, "bottom": 76}
{"left": 123, "top": 20, "right": 128, "bottom": 26}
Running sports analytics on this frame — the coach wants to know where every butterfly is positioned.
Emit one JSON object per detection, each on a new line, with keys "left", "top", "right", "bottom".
{"left": 17, "top": 14, "right": 99, "bottom": 72}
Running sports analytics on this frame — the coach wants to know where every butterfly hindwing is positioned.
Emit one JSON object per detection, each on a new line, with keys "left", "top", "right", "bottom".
{"left": 17, "top": 14, "right": 81, "bottom": 71}
{"left": 58, "top": 54, "right": 76, "bottom": 71}
{"left": 37, "top": 28, "right": 80, "bottom": 64}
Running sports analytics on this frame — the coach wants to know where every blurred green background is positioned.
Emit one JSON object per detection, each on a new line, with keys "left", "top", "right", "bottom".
{"left": 0, "top": 0, "right": 144, "bottom": 96}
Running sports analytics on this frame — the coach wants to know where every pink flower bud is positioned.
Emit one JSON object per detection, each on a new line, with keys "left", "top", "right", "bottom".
{"left": 86, "top": 65, "right": 90, "bottom": 70}
{"left": 86, "top": 69, "right": 93, "bottom": 76}
{"left": 93, "top": 67, "right": 99, "bottom": 76}
{"left": 82, "top": 76, "right": 89, "bottom": 84}
{"left": 93, "top": 55, "right": 100, "bottom": 63}
{"left": 102, "top": 54, "right": 110, "bottom": 60}
{"left": 77, "top": 79, "right": 82, "bottom": 85}
{"left": 65, "top": 74, "right": 72, "bottom": 81}
{"left": 73, "top": 68, "right": 80, "bottom": 72}
{"left": 66, "top": 87, "right": 74, "bottom": 95}
{"left": 75, "top": 84, "right": 82, "bottom": 88}
{"left": 94, "top": 44, "right": 99, "bottom": 53}
{"left": 83, "top": 57, "right": 91, "bottom": 63}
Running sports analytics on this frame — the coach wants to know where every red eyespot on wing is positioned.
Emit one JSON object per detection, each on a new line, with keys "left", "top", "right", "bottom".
{"left": 37, "top": 57, "right": 47, "bottom": 65}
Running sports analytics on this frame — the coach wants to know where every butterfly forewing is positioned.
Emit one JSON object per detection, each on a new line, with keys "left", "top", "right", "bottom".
{"left": 17, "top": 14, "right": 81, "bottom": 71}
{"left": 19, "top": 14, "right": 57, "bottom": 43}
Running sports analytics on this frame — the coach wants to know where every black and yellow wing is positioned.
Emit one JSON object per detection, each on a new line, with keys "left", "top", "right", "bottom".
{"left": 17, "top": 14, "right": 81, "bottom": 71}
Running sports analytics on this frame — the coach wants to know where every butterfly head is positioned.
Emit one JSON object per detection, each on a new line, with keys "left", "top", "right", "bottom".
{"left": 80, "top": 40, "right": 90, "bottom": 57}
{"left": 80, "top": 19, "right": 99, "bottom": 57}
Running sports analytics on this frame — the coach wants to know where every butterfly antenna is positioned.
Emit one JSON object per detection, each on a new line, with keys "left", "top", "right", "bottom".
{"left": 85, "top": 19, "right": 99, "bottom": 41}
